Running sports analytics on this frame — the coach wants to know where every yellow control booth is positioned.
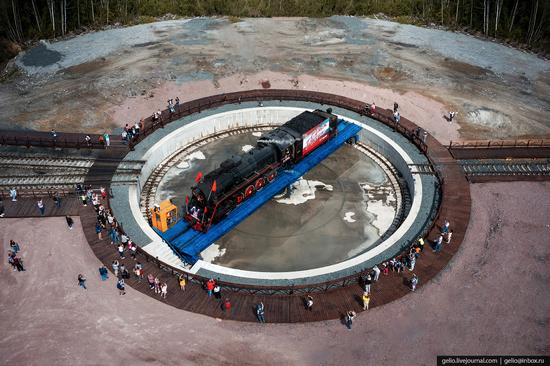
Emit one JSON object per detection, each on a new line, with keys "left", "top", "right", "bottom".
{"left": 150, "top": 200, "right": 178, "bottom": 232}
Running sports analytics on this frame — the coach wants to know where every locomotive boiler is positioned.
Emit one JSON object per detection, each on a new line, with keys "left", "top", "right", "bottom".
{"left": 184, "top": 108, "right": 338, "bottom": 232}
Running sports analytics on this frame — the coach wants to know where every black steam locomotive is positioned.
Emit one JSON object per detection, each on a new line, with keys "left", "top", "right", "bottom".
{"left": 184, "top": 108, "right": 339, "bottom": 232}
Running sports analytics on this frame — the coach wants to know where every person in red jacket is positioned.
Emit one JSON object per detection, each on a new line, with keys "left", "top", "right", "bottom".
{"left": 206, "top": 278, "right": 215, "bottom": 297}
{"left": 223, "top": 298, "right": 231, "bottom": 313}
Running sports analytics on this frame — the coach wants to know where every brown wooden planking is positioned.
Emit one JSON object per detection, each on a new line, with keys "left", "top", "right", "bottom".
{"left": 467, "top": 175, "right": 550, "bottom": 183}
{"left": 449, "top": 146, "right": 550, "bottom": 159}
{"left": 1, "top": 196, "right": 81, "bottom": 218}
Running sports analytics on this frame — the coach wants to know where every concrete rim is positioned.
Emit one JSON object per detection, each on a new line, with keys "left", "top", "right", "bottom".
{"left": 117, "top": 105, "right": 437, "bottom": 285}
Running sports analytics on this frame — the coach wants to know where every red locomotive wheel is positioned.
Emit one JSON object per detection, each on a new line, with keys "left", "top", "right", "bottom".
{"left": 255, "top": 178, "right": 265, "bottom": 190}
{"left": 235, "top": 193, "right": 244, "bottom": 205}
{"left": 267, "top": 171, "right": 277, "bottom": 182}
{"left": 244, "top": 185, "right": 255, "bottom": 198}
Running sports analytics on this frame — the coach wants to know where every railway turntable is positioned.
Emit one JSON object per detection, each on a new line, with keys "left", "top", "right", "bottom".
{"left": 152, "top": 112, "right": 362, "bottom": 264}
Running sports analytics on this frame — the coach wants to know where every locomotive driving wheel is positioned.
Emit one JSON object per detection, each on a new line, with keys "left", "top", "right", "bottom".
{"left": 244, "top": 185, "right": 255, "bottom": 198}
{"left": 255, "top": 177, "right": 266, "bottom": 190}
{"left": 267, "top": 171, "right": 277, "bottom": 182}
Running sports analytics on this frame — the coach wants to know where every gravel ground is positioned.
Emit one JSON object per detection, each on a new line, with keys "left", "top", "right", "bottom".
{"left": 1, "top": 17, "right": 548, "bottom": 139}
{"left": 1, "top": 181, "right": 548, "bottom": 365}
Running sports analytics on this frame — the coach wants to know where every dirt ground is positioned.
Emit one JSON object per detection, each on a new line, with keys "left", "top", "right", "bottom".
{"left": 1, "top": 181, "right": 548, "bottom": 365}
{"left": 1, "top": 17, "right": 549, "bottom": 141}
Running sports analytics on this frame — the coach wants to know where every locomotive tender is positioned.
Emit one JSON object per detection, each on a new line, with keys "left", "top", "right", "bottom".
{"left": 184, "top": 108, "right": 338, "bottom": 232}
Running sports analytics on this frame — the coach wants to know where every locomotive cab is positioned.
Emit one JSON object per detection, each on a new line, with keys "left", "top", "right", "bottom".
{"left": 185, "top": 188, "right": 210, "bottom": 232}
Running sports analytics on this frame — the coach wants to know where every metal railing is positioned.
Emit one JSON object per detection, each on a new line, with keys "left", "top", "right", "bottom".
{"left": 449, "top": 139, "right": 550, "bottom": 148}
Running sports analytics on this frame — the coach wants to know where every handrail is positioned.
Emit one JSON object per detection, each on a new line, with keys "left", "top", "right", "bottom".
{"left": 0, "top": 131, "right": 125, "bottom": 150}
{"left": 449, "top": 139, "right": 550, "bottom": 149}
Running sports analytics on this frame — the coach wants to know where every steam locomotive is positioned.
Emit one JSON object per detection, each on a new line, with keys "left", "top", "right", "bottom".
{"left": 184, "top": 108, "right": 339, "bottom": 232}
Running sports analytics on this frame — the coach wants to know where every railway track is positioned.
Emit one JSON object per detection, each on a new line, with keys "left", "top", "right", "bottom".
{"left": 0, "top": 154, "right": 145, "bottom": 191}
{"left": 458, "top": 159, "right": 550, "bottom": 178}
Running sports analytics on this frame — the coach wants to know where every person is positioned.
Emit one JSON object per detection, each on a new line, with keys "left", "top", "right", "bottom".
{"left": 178, "top": 274, "right": 186, "bottom": 291}
{"left": 100, "top": 187, "right": 107, "bottom": 200}
{"left": 112, "top": 260, "right": 120, "bottom": 277}
{"left": 80, "top": 193, "right": 87, "bottom": 206}
{"left": 154, "top": 276, "right": 161, "bottom": 294}
{"left": 9, "top": 187, "right": 17, "bottom": 202}
{"left": 422, "top": 130, "right": 428, "bottom": 143}
{"left": 51, "top": 129, "right": 57, "bottom": 140}
{"left": 53, "top": 192, "right": 61, "bottom": 208}
{"left": 134, "top": 262, "right": 143, "bottom": 281}
{"left": 393, "top": 102, "right": 399, "bottom": 112}
{"left": 345, "top": 310, "right": 356, "bottom": 330}
{"left": 362, "top": 292, "right": 370, "bottom": 310}
{"left": 449, "top": 111, "right": 456, "bottom": 122}
{"left": 223, "top": 298, "right": 231, "bottom": 312}
{"left": 120, "top": 233, "right": 129, "bottom": 247}
{"left": 104, "top": 133, "right": 110, "bottom": 147}
{"left": 372, "top": 265, "right": 381, "bottom": 282}
{"left": 129, "top": 241, "right": 137, "bottom": 260}
{"left": 9, "top": 241, "right": 20, "bottom": 255}
{"left": 8, "top": 251, "right": 16, "bottom": 271}
{"left": 147, "top": 273, "right": 155, "bottom": 290}
{"left": 96, "top": 222, "right": 103, "bottom": 240}
{"left": 175, "top": 97, "right": 180, "bottom": 113}
{"left": 78, "top": 274, "right": 87, "bottom": 289}
{"left": 370, "top": 102, "right": 376, "bottom": 115}
{"left": 99, "top": 266, "right": 109, "bottom": 281}
{"left": 364, "top": 274, "right": 372, "bottom": 293}
{"left": 446, "top": 230, "right": 453, "bottom": 244}
{"left": 434, "top": 235, "right": 443, "bottom": 253}
{"left": 213, "top": 284, "right": 222, "bottom": 300}
{"left": 256, "top": 302, "right": 265, "bottom": 323}
{"left": 37, "top": 199, "right": 45, "bottom": 216}
{"left": 441, "top": 219, "right": 450, "bottom": 234}
{"left": 417, "top": 237, "right": 425, "bottom": 252}
{"left": 121, "top": 129, "right": 128, "bottom": 143}
{"left": 305, "top": 295, "right": 313, "bottom": 311}
{"left": 409, "top": 253, "right": 416, "bottom": 271}
{"left": 410, "top": 274, "right": 419, "bottom": 292}
{"left": 381, "top": 262, "right": 389, "bottom": 276}
{"left": 117, "top": 279, "right": 126, "bottom": 295}
{"left": 168, "top": 99, "right": 175, "bottom": 114}
{"left": 121, "top": 266, "right": 130, "bottom": 279}
{"left": 109, "top": 227, "right": 119, "bottom": 245}
{"left": 394, "top": 111, "right": 400, "bottom": 125}
{"left": 206, "top": 278, "right": 215, "bottom": 297}
{"left": 160, "top": 283, "right": 168, "bottom": 299}
{"left": 84, "top": 135, "right": 92, "bottom": 146}
{"left": 13, "top": 256, "right": 25, "bottom": 271}
{"left": 117, "top": 243, "right": 125, "bottom": 259}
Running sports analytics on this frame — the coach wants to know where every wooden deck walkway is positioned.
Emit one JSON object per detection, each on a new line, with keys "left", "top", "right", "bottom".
{"left": 76, "top": 113, "right": 472, "bottom": 322}
{"left": 1, "top": 196, "right": 82, "bottom": 218}
{"left": 1, "top": 90, "right": 473, "bottom": 322}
